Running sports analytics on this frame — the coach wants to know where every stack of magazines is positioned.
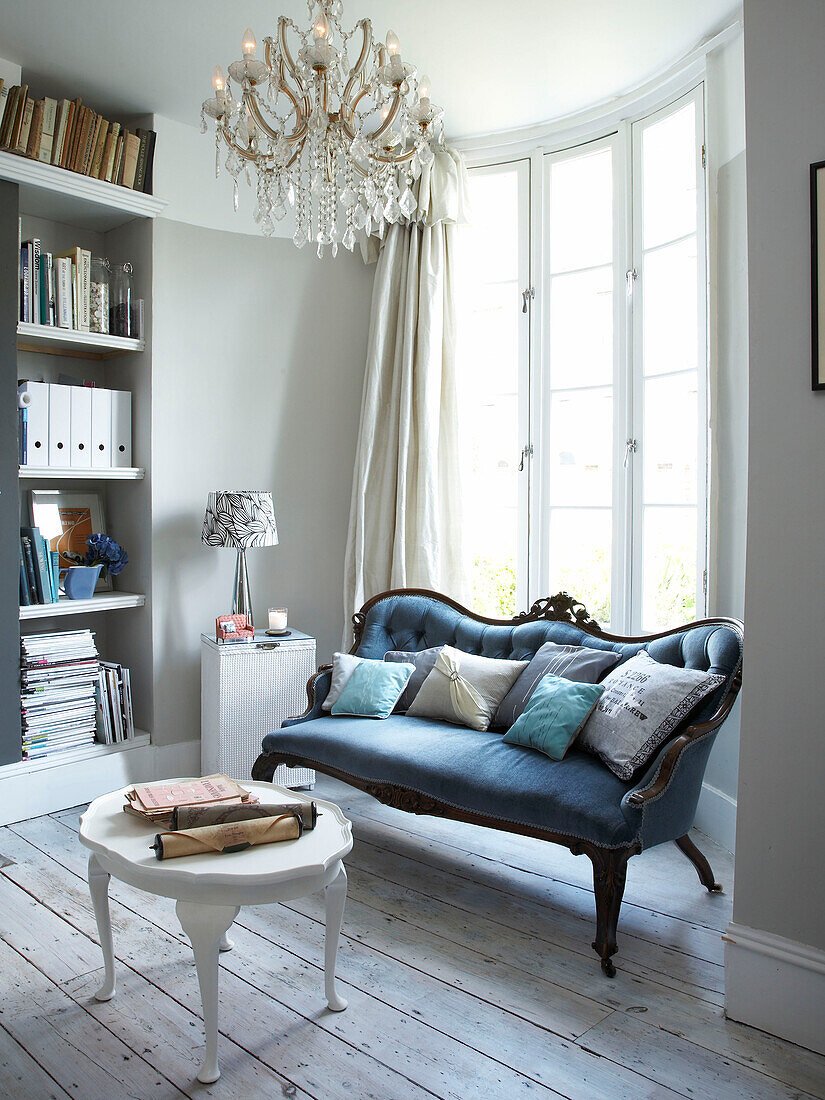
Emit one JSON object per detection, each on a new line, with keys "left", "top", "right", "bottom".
{"left": 124, "top": 775, "right": 256, "bottom": 826}
{"left": 97, "top": 661, "right": 135, "bottom": 745}
{"left": 21, "top": 630, "right": 100, "bottom": 760}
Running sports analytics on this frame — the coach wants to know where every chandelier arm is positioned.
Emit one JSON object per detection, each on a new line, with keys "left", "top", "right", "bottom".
{"left": 219, "top": 126, "right": 260, "bottom": 162}
{"left": 277, "top": 16, "right": 313, "bottom": 123}
{"left": 370, "top": 89, "right": 402, "bottom": 141}
{"left": 341, "top": 19, "right": 373, "bottom": 103}
{"left": 338, "top": 85, "right": 397, "bottom": 143}
{"left": 372, "top": 146, "right": 417, "bottom": 166}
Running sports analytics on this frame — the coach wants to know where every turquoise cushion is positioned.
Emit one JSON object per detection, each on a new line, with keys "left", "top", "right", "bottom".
{"left": 332, "top": 660, "right": 416, "bottom": 719}
{"left": 502, "top": 674, "right": 604, "bottom": 760}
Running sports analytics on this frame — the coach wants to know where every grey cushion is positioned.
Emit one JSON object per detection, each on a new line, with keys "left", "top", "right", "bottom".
{"left": 384, "top": 646, "right": 442, "bottom": 712}
{"left": 578, "top": 650, "right": 726, "bottom": 779}
{"left": 493, "top": 641, "right": 621, "bottom": 730}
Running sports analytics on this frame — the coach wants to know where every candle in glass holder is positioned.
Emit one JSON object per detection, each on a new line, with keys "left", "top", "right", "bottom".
{"left": 268, "top": 607, "right": 288, "bottom": 631}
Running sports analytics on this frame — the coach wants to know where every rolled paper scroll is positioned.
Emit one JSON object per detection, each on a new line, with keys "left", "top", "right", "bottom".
{"left": 151, "top": 813, "right": 302, "bottom": 860}
{"left": 171, "top": 800, "right": 318, "bottom": 832}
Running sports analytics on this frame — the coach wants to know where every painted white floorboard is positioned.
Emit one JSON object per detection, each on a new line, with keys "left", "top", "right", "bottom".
{"left": 0, "top": 775, "right": 822, "bottom": 1100}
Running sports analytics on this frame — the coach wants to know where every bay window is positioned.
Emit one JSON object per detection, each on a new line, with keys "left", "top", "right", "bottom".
{"left": 456, "top": 86, "right": 707, "bottom": 632}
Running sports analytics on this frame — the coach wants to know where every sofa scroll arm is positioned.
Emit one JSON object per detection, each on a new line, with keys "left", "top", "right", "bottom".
{"left": 280, "top": 664, "right": 332, "bottom": 727}
{"left": 625, "top": 668, "right": 741, "bottom": 808}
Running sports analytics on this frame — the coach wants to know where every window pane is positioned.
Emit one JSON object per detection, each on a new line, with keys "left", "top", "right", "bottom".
{"left": 549, "top": 265, "right": 613, "bottom": 389}
{"left": 548, "top": 389, "right": 613, "bottom": 506}
{"left": 642, "top": 100, "right": 697, "bottom": 250}
{"left": 642, "top": 237, "right": 698, "bottom": 376}
{"left": 548, "top": 508, "right": 612, "bottom": 626}
{"left": 549, "top": 147, "right": 613, "bottom": 273}
{"left": 643, "top": 374, "right": 698, "bottom": 505}
{"left": 464, "top": 170, "right": 520, "bottom": 280}
{"left": 457, "top": 165, "right": 525, "bottom": 618}
{"left": 642, "top": 507, "right": 697, "bottom": 631}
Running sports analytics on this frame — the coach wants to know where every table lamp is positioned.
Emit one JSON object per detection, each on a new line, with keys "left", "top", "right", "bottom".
{"left": 201, "top": 490, "right": 278, "bottom": 628}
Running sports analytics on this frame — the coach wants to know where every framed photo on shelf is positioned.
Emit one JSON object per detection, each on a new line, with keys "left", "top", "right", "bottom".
{"left": 811, "top": 159, "right": 825, "bottom": 390}
{"left": 29, "top": 489, "right": 112, "bottom": 592}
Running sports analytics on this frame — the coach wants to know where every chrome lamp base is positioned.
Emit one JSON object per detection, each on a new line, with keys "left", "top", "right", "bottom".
{"left": 232, "top": 549, "right": 253, "bottom": 628}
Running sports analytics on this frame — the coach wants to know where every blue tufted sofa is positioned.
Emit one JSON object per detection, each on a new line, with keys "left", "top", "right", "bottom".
{"left": 253, "top": 588, "right": 743, "bottom": 976}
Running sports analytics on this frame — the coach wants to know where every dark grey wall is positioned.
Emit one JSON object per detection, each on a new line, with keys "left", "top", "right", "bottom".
{"left": 0, "top": 181, "right": 21, "bottom": 764}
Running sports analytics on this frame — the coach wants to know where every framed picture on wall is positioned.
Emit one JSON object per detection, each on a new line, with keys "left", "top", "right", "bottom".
{"left": 29, "top": 489, "right": 112, "bottom": 592}
{"left": 810, "top": 160, "right": 825, "bottom": 389}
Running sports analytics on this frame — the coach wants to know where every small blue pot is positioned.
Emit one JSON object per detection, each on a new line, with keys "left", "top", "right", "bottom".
{"left": 63, "top": 564, "right": 103, "bottom": 600}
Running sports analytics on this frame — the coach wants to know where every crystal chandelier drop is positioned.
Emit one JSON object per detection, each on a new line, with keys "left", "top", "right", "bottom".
{"left": 201, "top": 1, "right": 446, "bottom": 257}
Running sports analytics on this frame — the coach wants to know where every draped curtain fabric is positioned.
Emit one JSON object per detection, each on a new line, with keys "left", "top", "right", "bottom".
{"left": 343, "top": 150, "right": 471, "bottom": 638}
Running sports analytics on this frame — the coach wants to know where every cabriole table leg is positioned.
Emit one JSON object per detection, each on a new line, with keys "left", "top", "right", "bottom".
{"left": 176, "top": 900, "right": 240, "bottom": 1084}
{"left": 324, "top": 862, "right": 348, "bottom": 1012}
{"left": 88, "top": 853, "right": 116, "bottom": 1002}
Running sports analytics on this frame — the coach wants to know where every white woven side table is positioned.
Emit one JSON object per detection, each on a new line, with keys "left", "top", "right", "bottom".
{"left": 201, "top": 629, "right": 316, "bottom": 787}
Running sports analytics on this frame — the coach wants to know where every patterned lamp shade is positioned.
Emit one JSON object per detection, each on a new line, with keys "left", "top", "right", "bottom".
{"left": 201, "top": 491, "right": 279, "bottom": 550}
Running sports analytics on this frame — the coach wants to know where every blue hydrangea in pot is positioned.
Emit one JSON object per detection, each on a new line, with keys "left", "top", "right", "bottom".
{"left": 64, "top": 534, "right": 129, "bottom": 600}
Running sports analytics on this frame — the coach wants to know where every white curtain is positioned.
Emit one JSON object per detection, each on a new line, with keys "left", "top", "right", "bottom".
{"left": 343, "top": 149, "right": 471, "bottom": 635}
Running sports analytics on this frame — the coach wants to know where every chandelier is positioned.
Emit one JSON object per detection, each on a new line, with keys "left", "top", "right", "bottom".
{"left": 201, "top": 1, "right": 445, "bottom": 256}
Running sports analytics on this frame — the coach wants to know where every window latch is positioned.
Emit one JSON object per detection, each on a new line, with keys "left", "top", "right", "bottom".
{"left": 626, "top": 268, "right": 638, "bottom": 292}
{"left": 521, "top": 287, "right": 535, "bottom": 314}
{"left": 623, "top": 438, "right": 638, "bottom": 468}
{"left": 518, "top": 443, "right": 533, "bottom": 472}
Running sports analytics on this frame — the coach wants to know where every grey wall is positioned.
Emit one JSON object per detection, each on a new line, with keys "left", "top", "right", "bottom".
{"left": 734, "top": 0, "right": 825, "bottom": 951}
{"left": 699, "top": 30, "right": 748, "bottom": 849}
{"left": 0, "top": 181, "right": 21, "bottom": 764}
{"left": 150, "top": 219, "right": 372, "bottom": 747}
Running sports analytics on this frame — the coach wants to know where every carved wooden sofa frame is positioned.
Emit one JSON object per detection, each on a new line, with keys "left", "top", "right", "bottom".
{"left": 253, "top": 588, "right": 743, "bottom": 977}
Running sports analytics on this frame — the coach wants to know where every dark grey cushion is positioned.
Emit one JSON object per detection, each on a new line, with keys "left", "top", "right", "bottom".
{"left": 493, "top": 641, "right": 621, "bottom": 730}
{"left": 384, "top": 646, "right": 442, "bottom": 712}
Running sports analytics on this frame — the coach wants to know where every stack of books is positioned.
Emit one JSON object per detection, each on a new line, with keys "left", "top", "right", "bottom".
{"left": 21, "top": 630, "right": 100, "bottom": 760}
{"left": 124, "top": 775, "right": 256, "bottom": 826}
{"left": 19, "top": 525, "right": 60, "bottom": 607}
{"left": 0, "top": 80, "right": 156, "bottom": 193}
{"left": 97, "top": 660, "right": 135, "bottom": 745}
{"left": 20, "top": 237, "right": 91, "bottom": 331}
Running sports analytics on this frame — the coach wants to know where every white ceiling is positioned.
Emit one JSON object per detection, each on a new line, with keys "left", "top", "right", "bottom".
{"left": 1, "top": 0, "right": 740, "bottom": 139}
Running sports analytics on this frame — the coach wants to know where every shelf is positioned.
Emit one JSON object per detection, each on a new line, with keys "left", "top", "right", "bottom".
{"left": 20, "top": 592, "right": 145, "bottom": 620}
{"left": 17, "top": 322, "right": 144, "bottom": 359}
{"left": 19, "top": 465, "right": 144, "bottom": 480}
{"left": 4, "top": 731, "right": 150, "bottom": 777}
{"left": 0, "top": 149, "right": 166, "bottom": 231}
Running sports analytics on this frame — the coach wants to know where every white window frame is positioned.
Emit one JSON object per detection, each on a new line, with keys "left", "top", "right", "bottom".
{"left": 463, "top": 80, "right": 709, "bottom": 633}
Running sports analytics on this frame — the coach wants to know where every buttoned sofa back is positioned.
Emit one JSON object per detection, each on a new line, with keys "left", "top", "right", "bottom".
{"left": 354, "top": 591, "right": 743, "bottom": 730}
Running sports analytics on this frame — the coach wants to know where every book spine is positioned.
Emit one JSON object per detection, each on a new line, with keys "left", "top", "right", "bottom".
{"left": 19, "top": 245, "right": 29, "bottom": 323}
{"left": 25, "top": 100, "right": 43, "bottom": 159}
{"left": 30, "top": 238, "right": 41, "bottom": 325}
{"left": 50, "top": 551, "right": 60, "bottom": 599}
{"left": 15, "top": 96, "right": 33, "bottom": 153}
{"left": 0, "top": 84, "right": 16, "bottom": 148}
{"left": 20, "top": 536, "right": 40, "bottom": 604}
{"left": 143, "top": 130, "right": 157, "bottom": 194}
{"left": 55, "top": 257, "right": 71, "bottom": 328}
{"left": 90, "top": 119, "right": 108, "bottom": 178}
{"left": 38, "top": 97, "right": 57, "bottom": 163}
{"left": 47, "top": 253, "right": 55, "bottom": 326}
{"left": 9, "top": 86, "right": 28, "bottom": 152}
{"left": 19, "top": 542, "right": 31, "bottom": 606}
{"left": 79, "top": 249, "right": 91, "bottom": 331}
{"left": 134, "top": 130, "right": 149, "bottom": 192}
{"left": 39, "top": 253, "right": 48, "bottom": 327}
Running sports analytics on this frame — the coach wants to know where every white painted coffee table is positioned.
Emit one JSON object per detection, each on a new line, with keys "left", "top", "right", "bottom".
{"left": 79, "top": 780, "right": 352, "bottom": 1084}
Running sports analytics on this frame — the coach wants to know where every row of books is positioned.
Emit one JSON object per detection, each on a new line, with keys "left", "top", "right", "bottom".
{"left": 20, "top": 238, "right": 90, "bottom": 330}
{"left": 21, "top": 630, "right": 100, "bottom": 760}
{"left": 20, "top": 525, "right": 60, "bottom": 607}
{"left": 97, "top": 660, "right": 135, "bottom": 745}
{"left": 0, "top": 80, "right": 156, "bottom": 193}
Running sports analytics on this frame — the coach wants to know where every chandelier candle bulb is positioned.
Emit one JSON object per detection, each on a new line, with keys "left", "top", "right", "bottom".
{"left": 242, "top": 28, "right": 257, "bottom": 58}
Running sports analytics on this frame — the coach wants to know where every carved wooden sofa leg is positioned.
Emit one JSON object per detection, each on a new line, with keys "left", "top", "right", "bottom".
{"left": 576, "top": 843, "right": 639, "bottom": 977}
{"left": 675, "top": 834, "right": 723, "bottom": 892}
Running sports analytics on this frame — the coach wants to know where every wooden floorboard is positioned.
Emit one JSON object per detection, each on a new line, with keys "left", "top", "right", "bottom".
{"left": 0, "top": 775, "right": 822, "bottom": 1100}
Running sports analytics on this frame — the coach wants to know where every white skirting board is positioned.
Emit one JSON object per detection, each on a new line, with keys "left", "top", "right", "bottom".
{"left": 694, "top": 780, "right": 737, "bottom": 852}
{"left": 0, "top": 738, "right": 201, "bottom": 826}
{"left": 725, "top": 922, "right": 825, "bottom": 1056}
